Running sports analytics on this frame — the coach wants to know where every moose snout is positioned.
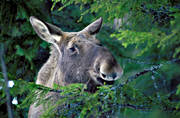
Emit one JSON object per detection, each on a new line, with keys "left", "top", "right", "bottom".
{"left": 99, "top": 60, "right": 123, "bottom": 81}
{"left": 90, "top": 48, "right": 123, "bottom": 85}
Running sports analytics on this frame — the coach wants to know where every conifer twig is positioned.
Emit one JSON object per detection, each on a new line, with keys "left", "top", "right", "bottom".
{"left": 125, "top": 58, "right": 180, "bottom": 84}
{"left": 126, "top": 64, "right": 162, "bottom": 84}
{"left": 36, "top": 86, "right": 62, "bottom": 93}
{"left": 118, "top": 103, "right": 151, "bottom": 111}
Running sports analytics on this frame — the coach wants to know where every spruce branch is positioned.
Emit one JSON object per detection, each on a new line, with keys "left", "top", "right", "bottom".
{"left": 125, "top": 58, "right": 180, "bottom": 84}
{"left": 126, "top": 64, "right": 162, "bottom": 84}
{"left": 36, "top": 85, "right": 62, "bottom": 93}
{"left": 118, "top": 103, "right": 151, "bottom": 111}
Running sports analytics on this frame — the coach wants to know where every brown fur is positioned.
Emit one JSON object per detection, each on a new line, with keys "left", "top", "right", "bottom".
{"left": 28, "top": 17, "right": 123, "bottom": 118}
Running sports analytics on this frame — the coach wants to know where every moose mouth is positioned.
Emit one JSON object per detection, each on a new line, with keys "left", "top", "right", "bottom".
{"left": 96, "top": 77, "right": 114, "bottom": 85}
{"left": 89, "top": 70, "right": 115, "bottom": 85}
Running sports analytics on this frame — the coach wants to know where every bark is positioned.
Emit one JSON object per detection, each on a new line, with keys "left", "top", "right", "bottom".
{"left": 0, "top": 43, "right": 14, "bottom": 118}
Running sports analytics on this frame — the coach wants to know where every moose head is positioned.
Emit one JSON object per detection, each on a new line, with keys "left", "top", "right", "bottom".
{"left": 30, "top": 16, "right": 123, "bottom": 92}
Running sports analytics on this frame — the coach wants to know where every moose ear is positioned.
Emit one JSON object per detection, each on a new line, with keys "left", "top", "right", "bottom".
{"left": 30, "top": 16, "right": 63, "bottom": 44}
{"left": 82, "top": 17, "right": 103, "bottom": 35}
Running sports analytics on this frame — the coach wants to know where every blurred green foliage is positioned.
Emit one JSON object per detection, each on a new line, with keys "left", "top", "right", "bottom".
{"left": 0, "top": 0, "right": 180, "bottom": 117}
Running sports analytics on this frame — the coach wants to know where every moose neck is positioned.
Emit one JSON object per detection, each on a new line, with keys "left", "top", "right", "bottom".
{"left": 36, "top": 45, "right": 63, "bottom": 88}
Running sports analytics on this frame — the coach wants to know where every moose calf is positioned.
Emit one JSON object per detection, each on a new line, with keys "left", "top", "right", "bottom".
{"left": 28, "top": 16, "right": 123, "bottom": 118}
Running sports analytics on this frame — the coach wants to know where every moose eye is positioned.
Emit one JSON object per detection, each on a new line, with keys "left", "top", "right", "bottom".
{"left": 69, "top": 46, "right": 76, "bottom": 52}
{"left": 97, "top": 43, "right": 103, "bottom": 46}
{"left": 68, "top": 45, "right": 79, "bottom": 55}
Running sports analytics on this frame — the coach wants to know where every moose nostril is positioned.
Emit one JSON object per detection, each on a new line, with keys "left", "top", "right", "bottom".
{"left": 112, "top": 73, "right": 117, "bottom": 79}
{"left": 101, "top": 73, "right": 106, "bottom": 78}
